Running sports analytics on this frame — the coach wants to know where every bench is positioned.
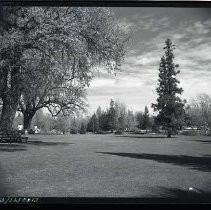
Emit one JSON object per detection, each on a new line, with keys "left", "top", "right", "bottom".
{"left": 0, "top": 131, "right": 28, "bottom": 143}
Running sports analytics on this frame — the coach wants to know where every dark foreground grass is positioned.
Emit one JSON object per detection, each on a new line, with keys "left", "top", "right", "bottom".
{"left": 0, "top": 134, "right": 210, "bottom": 199}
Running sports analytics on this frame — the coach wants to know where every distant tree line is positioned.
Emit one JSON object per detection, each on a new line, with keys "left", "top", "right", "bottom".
{"left": 11, "top": 93, "right": 211, "bottom": 136}
{"left": 13, "top": 109, "right": 89, "bottom": 135}
{"left": 12, "top": 99, "right": 155, "bottom": 134}
{"left": 88, "top": 100, "right": 129, "bottom": 133}
{"left": 86, "top": 99, "right": 154, "bottom": 134}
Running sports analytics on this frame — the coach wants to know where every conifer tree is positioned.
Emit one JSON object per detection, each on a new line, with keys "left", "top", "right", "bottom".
{"left": 108, "top": 99, "right": 115, "bottom": 132}
{"left": 80, "top": 122, "right": 87, "bottom": 134}
{"left": 152, "top": 39, "right": 185, "bottom": 138}
{"left": 142, "top": 106, "right": 150, "bottom": 130}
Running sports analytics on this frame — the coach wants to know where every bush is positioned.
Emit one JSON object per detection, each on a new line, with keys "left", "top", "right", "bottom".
{"left": 132, "top": 130, "right": 147, "bottom": 134}
{"left": 70, "top": 129, "right": 77, "bottom": 134}
{"left": 179, "top": 130, "right": 199, "bottom": 136}
{"left": 95, "top": 130, "right": 107, "bottom": 134}
{"left": 114, "top": 130, "right": 124, "bottom": 135}
{"left": 80, "top": 130, "right": 86, "bottom": 134}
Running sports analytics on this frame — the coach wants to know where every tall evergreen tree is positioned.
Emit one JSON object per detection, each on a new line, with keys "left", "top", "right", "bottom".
{"left": 152, "top": 39, "right": 185, "bottom": 138}
{"left": 96, "top": 106, "right": 102, "bottom": 119}
{"left": 87, "top": 113, "right": 99, "bottom": 133}
{"left": 96, "top": 106, "right": 102, "bottom": 130}
{"left": 108, "top": 99, "right": 115, "bottom": 132}
{"left": 80, "top": 122, "right": 87, "bottom": 134}
{"left": 118, "top": 104, "right": 127, "bottom": 131}
{"left": 136, "top": 112, "right": 144, "bottom": 129}
{"left": 94, "top": 113, "right": 100, "bottom": 133}
{"left": 142, "top": 106, "right": 150, "bottom": 130}
{"left": 114, "top": 101, "right": 120, "bottom": 130}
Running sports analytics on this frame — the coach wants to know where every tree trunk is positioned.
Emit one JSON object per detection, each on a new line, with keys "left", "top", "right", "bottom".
{"left": 23, "top": 112, "right": 34, "bottom": 131}
{"left": 167, "top": 129, "right": 172, "bottom": 138}
{"left": 0, "top": 94, "right": 20, "bottom": 131}
{"left": 0, "top": 50, "right": 22, "bottom": 132}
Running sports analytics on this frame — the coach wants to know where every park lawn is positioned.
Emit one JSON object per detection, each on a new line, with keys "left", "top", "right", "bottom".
{"left": 0, "top": 134, "right": 210, "bottom": 197}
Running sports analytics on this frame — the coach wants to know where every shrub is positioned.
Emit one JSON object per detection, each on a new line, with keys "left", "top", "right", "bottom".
{"left": 70, "top": 129, "right": 78, "bottom": 134}
{"left": 80, "top": 130, "right": 86, "bottom": 134}
{"left": 95, "top": 130, "right": 107, "bottom": 134}
{"left": 114, "top": 130, "right": 124, "bottom": 135}
{"left": 179, "top": 130, "right": 199, "bottom": 136}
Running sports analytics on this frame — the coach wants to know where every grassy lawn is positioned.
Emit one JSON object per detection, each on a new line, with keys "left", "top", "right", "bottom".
{"left": 0, "top": 134, "right": 211, "bottom": 198}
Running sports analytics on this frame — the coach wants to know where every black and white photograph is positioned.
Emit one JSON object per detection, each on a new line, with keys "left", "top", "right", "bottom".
{"left": 0, "top": 0, "right": 211, "bottom": 205}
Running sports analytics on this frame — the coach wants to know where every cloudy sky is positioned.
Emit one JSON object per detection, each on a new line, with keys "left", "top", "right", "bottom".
{"left": 86, "top": 7, "right": 211, "bottom": 114}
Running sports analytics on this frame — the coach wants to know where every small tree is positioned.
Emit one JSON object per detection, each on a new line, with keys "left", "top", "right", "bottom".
{"left": 118, "top": 106, "right": 127, "bottom": 131}
{"left": 136, "top": 112, "right": 144, "bottom": 129}
{"left": 114, "top": 101, "right": 120, "bottom": 131}
{"left": 87, "top": 113, "right": 99, "bottom": 133}
{"left": 96, "top": 106, "right": 102, "bottom": 130}
{"left": 152, "top": 39, "right": 185, "bottom": 138}
{"left": 126, "top": 110, "right": 137, "bottom": 131}
{"left": 70, "top": 117, "right": 78, "bottom": 134}
{"left": 108, "top": 99, "right": 115, "bottom": 132}
{"left": 80, "top": 122, "right": 87, "bottom": 134}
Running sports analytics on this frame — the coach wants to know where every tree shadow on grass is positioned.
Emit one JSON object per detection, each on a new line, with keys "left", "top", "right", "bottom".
{"left": 200, "top": 140, "right": 211, "bottom": 143}
{"left": 191, "top": 139, "right": 211, "bottom": 144}
{"left": 0, "top": 141, "right": 74, "bottom": 151}
{"left": 0, "top": 144, "right": 27, "bottom": 152}
{"left": 98, "top": 152, "right": 211, "bottom": 172}
{"left": 28, "top": 140, "right": 74, "bottom": 146}
{"left": 115, "top": 135, "right": 175, "bottom": 139}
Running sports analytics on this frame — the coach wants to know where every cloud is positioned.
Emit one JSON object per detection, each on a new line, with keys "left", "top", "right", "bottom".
{"left": 186, "top": 21, "right": 210, "bottom": 35}
{"left": 138, "top": 16, "right": 171, "bottom": 32}
{"left": 117, "top": 17, "right": 137, "bottom": 33}
{"left": 125, "top": 52, "right": 160, "bottom": 67}
{"left": 87, "top": 10, "right": 211, "bottom": 114}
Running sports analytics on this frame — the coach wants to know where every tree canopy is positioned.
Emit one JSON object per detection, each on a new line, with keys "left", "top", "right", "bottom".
{"left": 0, "top": 6, "right": 129, "bottom": 131}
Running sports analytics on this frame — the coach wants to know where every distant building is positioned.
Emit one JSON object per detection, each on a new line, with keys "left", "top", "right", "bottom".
{"left": 34, "top": 126, "right": 40, "bottom": 134}
{"left": 184, "top": 126, "right": 198, "bottom": 130}
{"left": 18, "top": 125, "right": 23, "bottom": 131}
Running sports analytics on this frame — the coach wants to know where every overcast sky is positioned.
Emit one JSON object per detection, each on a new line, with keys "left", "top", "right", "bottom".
{"left": 86, "top": 7, "right": 211, "bottom": 115}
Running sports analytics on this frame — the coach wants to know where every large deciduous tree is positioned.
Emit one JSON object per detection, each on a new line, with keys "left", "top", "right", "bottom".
{"left": 0, "top": 6, "right": 129, "bottom": 131}
{"left": 152, "top": 39, "right": 185, "bottom": 138}
{"left": 18, "top": 53, "right": 88, "bottom": 130}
